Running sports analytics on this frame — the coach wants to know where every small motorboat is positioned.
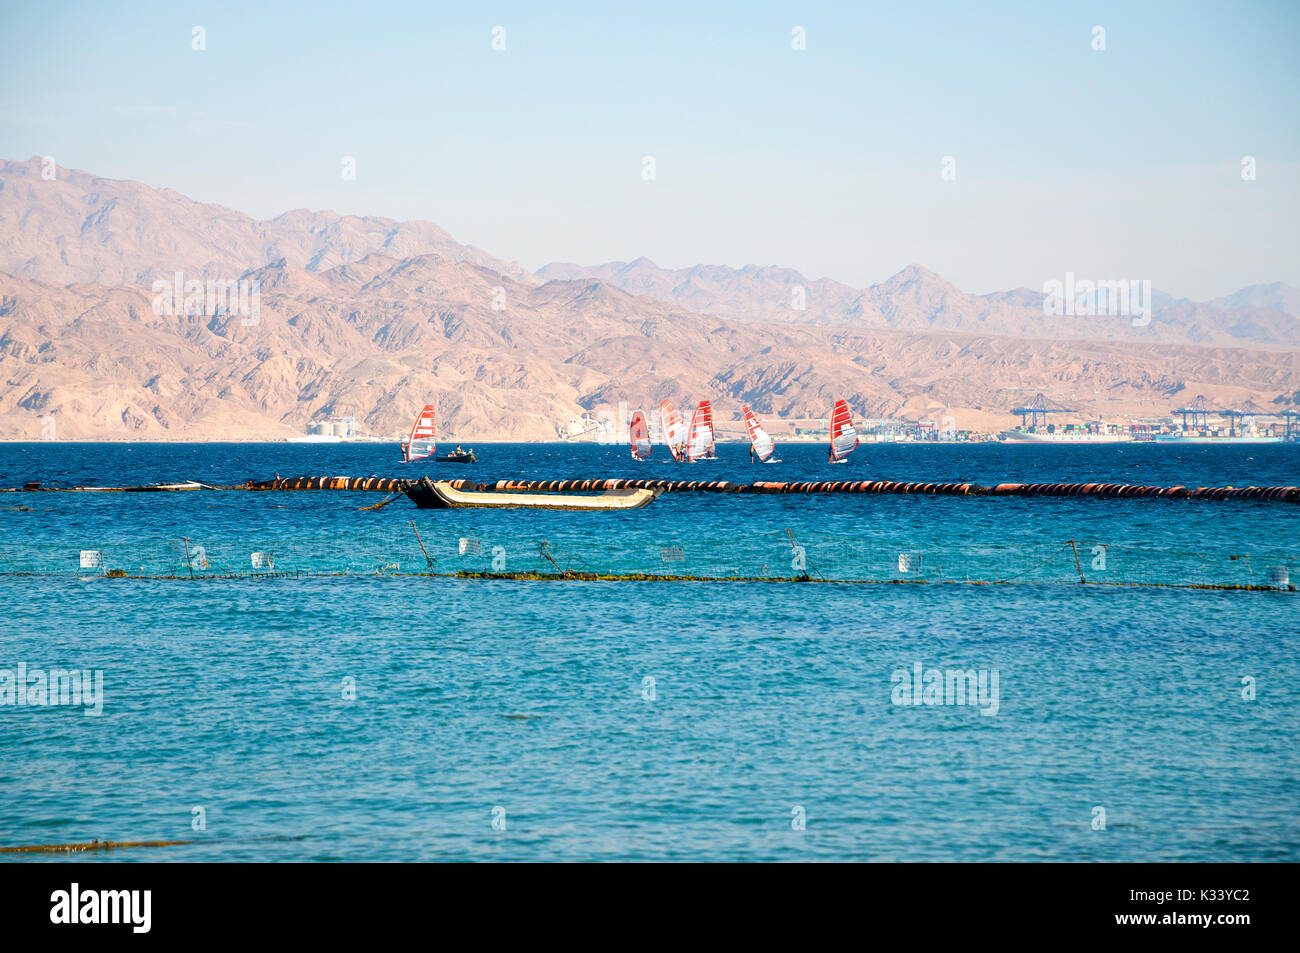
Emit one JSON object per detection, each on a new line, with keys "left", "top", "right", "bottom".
{"left": 437, "top": 448, "right": 477, "bottom": 463}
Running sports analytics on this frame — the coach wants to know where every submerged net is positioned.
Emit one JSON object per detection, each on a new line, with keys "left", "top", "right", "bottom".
{"left": 0, "top": 524, "right": 1293, "bottom": 591}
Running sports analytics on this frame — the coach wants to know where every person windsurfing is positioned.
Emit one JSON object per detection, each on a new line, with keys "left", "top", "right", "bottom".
{"left": 403, "top": 404, "right": 437, "bottom": 463}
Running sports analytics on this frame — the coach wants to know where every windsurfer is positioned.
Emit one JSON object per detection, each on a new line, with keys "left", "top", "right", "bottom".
{"left": 403, "top": 404, "right": 437, "bottom": 463}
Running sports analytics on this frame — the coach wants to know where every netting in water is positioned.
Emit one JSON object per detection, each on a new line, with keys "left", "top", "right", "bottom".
{"left": 0, "top": 525, "right": 1293, "bottom": 591}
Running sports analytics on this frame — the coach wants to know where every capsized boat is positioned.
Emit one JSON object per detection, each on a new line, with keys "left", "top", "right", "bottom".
{"left": 659, "top": 399, "right": 687, "bottom": 462}
{"left": 686, "top": 400, "right": 717, "bottom": 461}
{"left": 829, "top": 399, "right": 859, "bottom": 463}
{"left": 405, "top": 477, "right": 661, "bottom": 510}
{"left": 742, "top": 405, "right": 779, "bottom": 463}
{"left": 630, "top": 410, "right": 652, "bottom": 460}
{"left": 402, "top": 404, "right": 437, "bottom": 462}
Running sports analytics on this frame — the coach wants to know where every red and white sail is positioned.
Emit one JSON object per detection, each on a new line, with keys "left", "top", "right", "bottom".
{"left": 630, "top": 410, "right": 652, "bottom": 460}
{"left": 659, "top": 400, "right": 687, "bottom": 460}
{"left": 829, "top": 399, "right": 858, "bottom": 461}
{"left": 403, "top": 404, "right": 437, "bottom": 462}
{"left": 686, "top": 400, "right": 716, "bottom": 461}
{"left": 742, "top": 405, "right": 776, "bottom": 462}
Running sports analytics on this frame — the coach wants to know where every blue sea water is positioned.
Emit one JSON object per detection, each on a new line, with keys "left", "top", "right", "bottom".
{"left": 1, "top": 442, "right": 1297, "bottom": 861}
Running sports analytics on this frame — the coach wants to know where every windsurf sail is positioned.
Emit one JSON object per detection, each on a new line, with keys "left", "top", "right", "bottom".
{"left": 403, "top": 404, "right": 437, "bottom": 462}
{"left": 829, "top": 399, "right": 859, "bottom": 461}
{"left": 742, "top": 405, "right": 776, "bottom": 462}
{"left": 686, "top": 400, "right": 716, "bottom": 461}
{"left": 630, "top": 410, "right": 652, "bottom": 460}
{"left": 659, "top": 400, "right": 687, "bottom": 461}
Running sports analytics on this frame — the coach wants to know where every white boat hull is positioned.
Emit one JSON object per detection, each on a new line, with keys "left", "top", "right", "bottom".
{"left": 407, "top": 478, "right": 661, "bottom": 510}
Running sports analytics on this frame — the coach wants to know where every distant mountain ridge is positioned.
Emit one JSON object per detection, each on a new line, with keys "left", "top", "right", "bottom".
{"left": 4, "top": 155, "right": 1295, "bottom": 347}
{"left": 0, "top": 157, "right": 1296, "bottom": 440}
{"left": 0, "top": 156, "right": 534, "bottom": 285}
{"left": 538, "top": 258, "right": 1300, "bottom": 348}
{"left": 1208, "top": 282, "right": 1300, "bottom": 316}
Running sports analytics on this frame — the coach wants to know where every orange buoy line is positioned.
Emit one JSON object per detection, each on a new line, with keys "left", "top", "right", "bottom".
{"left": 488, "top": 478, "right": 1298, "bottom": 501}
{"left": 9, "top": 476, "right": 1299, "bottom": 502}
{"left": 242, "top": 476, "right": 427, "bottom": 493}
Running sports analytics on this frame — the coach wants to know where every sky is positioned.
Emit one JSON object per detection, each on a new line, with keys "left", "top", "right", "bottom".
{"left": 1, "top": 0, "right": 1298, "bottom": 299}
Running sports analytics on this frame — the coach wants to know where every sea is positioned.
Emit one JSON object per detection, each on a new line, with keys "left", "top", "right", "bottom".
{"left": 1, "top": 441, "right": 1297, "bottom": 861}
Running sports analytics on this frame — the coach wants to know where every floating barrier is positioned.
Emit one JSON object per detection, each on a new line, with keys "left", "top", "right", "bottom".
{"left": 0, "top": 838, "right": 195, "bottom": 854}
{"left": 7, "top": 476, "right": 1298, "bottom": 502}
{"left": 486, "top": 478, "right": 1298, "bottom": 501}
{"left": 243, "top": 475, "right": 421, "bottom": 493}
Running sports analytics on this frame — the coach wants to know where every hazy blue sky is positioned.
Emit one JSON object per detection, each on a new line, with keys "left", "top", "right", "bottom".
{"left": 2, "top": 1, "right": 1297, "bottom": 298}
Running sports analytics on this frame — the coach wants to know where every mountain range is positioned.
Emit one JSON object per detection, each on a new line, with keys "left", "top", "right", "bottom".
{"left": 537, "top": 259, "right": 1300, "bottom": 348}
{"left": 1, "top": 156, "right": 1296, "bottom": 441}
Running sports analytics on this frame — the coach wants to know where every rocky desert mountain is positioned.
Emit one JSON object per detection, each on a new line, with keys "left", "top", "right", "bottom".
{"left": 1208, "top": 282, "right": 1300, "bottom": 316}
{"left": 539, "top": 259, "right": 1300, "bottom": 348}
{"left": 0, "top": 157, "right": 533, "bottom": 286}
{"left": 1, "top": 157, "right": 1297, "bottom": 441}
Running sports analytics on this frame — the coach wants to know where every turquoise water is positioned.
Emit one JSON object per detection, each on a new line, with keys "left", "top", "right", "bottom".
{"left": 1, "top": 442, "right": 1297, "bottom": 861}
